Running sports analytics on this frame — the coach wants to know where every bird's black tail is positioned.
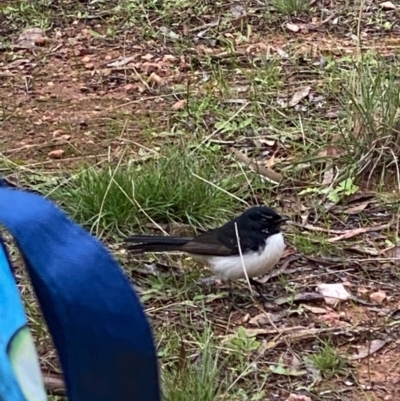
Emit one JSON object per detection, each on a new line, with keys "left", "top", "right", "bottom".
{"left": 124, "top": 235, "right": 193, "bottom": 254}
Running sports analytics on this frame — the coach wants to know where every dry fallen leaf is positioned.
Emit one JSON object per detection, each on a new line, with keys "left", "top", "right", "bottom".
{"left": 301, "top": 304, "right": 328, "bottom": 314}
{"left": 285, "top": 394, "right": 312, "bottom": 401}
{"left": 379, "top": 1, "right": 396, "bottom": 10}
{"left": 348, "top": 339, "right": 387, "bottom": 360}
{"left": 357, "top": 287, "right": 369, "bottom": 295}
{"left": 318, "top": 311, "right": 348, "bottom": 327}
{"left": 142, "top": 53, "right": 154, "bottom": 61}
{"left": 249, "top": 311, "right": 287, "bottom": 325}
{"left": 163, "top": 55, "right": 176, "bottom": 62}
{"left": 288, "top": 86, "right": 311, "bottom": 107}
{"left": 276, "top": 47, "right": 289, "bottom": 58}
{"left": 255, "top": 138, "right": 276, "bottom": 147}
{"left": 286, "top": 23, "right": 300, "bottom": 33}
{"left": 52, "top": 130, "right": 65, "bottom": 138}
{"left": 385, "top": 246, "right": 400, "bottom": 265}
{"left": 369, "top": 291, "right": 387, "bottom": 304}
{"left": 107, "top": 56, "right": 136, "bottom": 68}
{"left": 17, "top": 27, "right": 48, "bottom": 48}
{"left": 48, "top": 149, "right": 65, "bottom": 159}
{"left": 149, "top": 72, "right": 163, "bottom": 84}
{"left": 317, "top": 283, "right": 351, "bottom": 307}
{"left": 159, "top": 26, "right": 180, "bottom": 40}
{"left": 265, "top": 154, "right": 277, "bottom": 168}
{"left": 172, "top": 99, "right": 187, "bottom": 110}
{"left": 230, "top": 4, "right": 247, "bottom": 27}
{"left": 326, "top": 145, "right": 342, "bottom": 157}
{"left": 343, "top": 201, "right": 370, "bottom": 215}
{"left": 325, "top": 109, "right": 340, "bottom": 118}
{"left": 322, "top": 168, "right": 334, "bottom": 185}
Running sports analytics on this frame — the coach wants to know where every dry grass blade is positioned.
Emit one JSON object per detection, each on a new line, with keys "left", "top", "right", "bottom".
{"left": 43, "top": 373, "right": 66, "bottom": 396}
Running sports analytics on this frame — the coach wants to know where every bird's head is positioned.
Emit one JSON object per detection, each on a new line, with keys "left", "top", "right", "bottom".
{"left": 239, "top": 206, "right": 290, "bottom": 235}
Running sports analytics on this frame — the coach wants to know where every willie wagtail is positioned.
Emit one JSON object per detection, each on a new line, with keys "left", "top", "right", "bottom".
{"left": 125, "top": 206, "right": 289, "bottom": 288}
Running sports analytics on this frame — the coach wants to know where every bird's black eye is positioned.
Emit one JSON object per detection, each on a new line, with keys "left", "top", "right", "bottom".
{"left": 261, "top": 215, "right": 271, "bottom": 223}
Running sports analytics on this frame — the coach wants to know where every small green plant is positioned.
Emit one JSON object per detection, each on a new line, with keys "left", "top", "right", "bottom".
{"left": 298, "top": 177, "right": 359, "bottom": 203}
{"left": 271, "top": 0, "right": 310, "bottom": 15}
{"left": 326, "top": 178, "right": 359, "bottom": 202}
{"left": 309, "top": 341, "right": 344, "bottom": 377}
{"left": 225, "top": 326, "right": 261, "bottom": 360}
{"left": 214, "top": 117, "right": 253, "bottom": 136}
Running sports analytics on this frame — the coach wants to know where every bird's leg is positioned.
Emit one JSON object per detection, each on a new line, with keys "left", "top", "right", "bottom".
{"left": 249, "top": 277, "right": 263, "bottom": 294}
{"left": 249, "top": 278, "right": 274, "bottom": 302}
{"left": 228, "top": 280, "right": 237, "bottom": 312}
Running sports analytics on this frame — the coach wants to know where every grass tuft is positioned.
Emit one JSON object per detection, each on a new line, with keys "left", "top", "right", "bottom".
{"left": 162, "top": 326, "right": 223, "bottom": 401}
{"left": 53, "top": 146, "right": 258, "bottom": 235}
{"left": 342, "top": 55, "right": 400, "bottom": 188}
{"left": 271, "top": 0, "right": 310, "bottom": 15}
{"left": 309, "top": 340, "right": 345, "bottom": 377}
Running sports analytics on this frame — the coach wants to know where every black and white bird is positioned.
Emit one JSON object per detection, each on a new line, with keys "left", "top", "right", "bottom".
{"left": 125, "top": 206, "right": 289, "bottom": 290}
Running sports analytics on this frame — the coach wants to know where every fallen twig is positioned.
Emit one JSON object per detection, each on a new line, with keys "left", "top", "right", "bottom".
{"left": 233, "top": 149, "right": 283, "bottom": 183}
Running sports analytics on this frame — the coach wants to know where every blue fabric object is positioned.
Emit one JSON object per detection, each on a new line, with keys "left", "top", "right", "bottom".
{"left": 0, "top": 184, "right": 160, "bottom": 401}
{"left": 0, "top": 241, "right": 47, "bottom": 401}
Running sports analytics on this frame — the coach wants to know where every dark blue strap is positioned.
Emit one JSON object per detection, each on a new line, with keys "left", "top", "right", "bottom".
{"left": 0, "top": 185, "right": 160, "bottom": 401}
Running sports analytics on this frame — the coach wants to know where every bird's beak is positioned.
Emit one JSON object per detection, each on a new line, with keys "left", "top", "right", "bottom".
{"left": 277, "top": 215, "right": 290, "bottom": 225}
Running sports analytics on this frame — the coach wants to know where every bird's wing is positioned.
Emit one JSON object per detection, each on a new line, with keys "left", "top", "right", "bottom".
{"left": 181, "top": 229, "right": 237, "bottom": 256}
{"left": 124, "top": 235, "right": 194, "bottom": 254}
{"left": 125, "top": 235, "right": 193, "bottom": 245}
{"left": 189, "top": 219, "right": 264, "bottom": 255}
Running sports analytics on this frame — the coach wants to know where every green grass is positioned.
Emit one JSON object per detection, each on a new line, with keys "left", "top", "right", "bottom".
{"left": 161, "top": 325, "right": 224, "bottom": 401}
{"left": 160, "top": 320, "right": 273, "bottom": 401}
{"left": 340, "top": 55, "right": 400, "bottom": 188}
{"left": 271, "top": 0, "right": 310, "bottom": 15}
{"left": 52, "top": 145, "right": 268, "bottom": 236}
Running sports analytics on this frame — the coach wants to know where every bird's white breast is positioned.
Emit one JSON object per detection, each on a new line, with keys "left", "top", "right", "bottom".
{"left": 204, "top": 233, "right": 285, "bottom": 281}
